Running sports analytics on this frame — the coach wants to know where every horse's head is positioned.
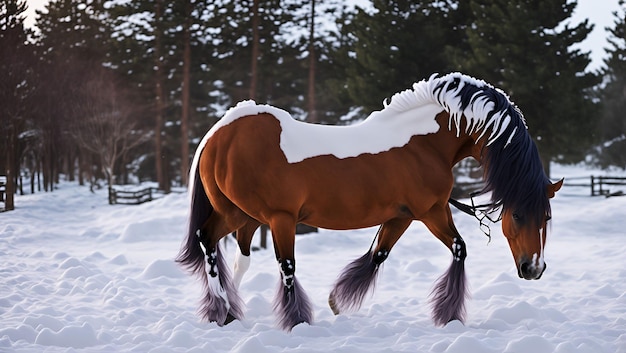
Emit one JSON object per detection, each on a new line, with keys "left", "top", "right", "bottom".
{"left": 501, "top": 179, "right": 563, "bottom": 280}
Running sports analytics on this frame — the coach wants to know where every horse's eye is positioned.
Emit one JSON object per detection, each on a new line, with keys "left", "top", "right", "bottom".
{"left": 512, "top": 213, "right": 521, "bottom": 221}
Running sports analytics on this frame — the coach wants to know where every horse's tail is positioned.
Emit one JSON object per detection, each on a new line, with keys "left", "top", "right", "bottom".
{"left": 176, "top": 162, "right": 211, "bottom": 276}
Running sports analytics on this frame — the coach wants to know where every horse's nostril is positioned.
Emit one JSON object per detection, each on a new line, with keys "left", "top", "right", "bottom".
{"left": 520, "top": 262, "right": 530, "bottom": 276}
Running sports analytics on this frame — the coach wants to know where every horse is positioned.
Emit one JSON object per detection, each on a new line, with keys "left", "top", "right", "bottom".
{"left": 176, "top": 72, "right": 563, "bottom": 331}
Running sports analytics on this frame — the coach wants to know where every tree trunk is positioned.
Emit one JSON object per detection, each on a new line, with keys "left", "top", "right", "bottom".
{"left": 249, "top": 0, "right": 260, "bottom": 100}
{"left": 30, "top": 164, "right": 35, "bottom": 194}
{"left": 78, "top": 150, "right": 84, "bottom": 186}
{"left": 154, "top": 0, "right": 169, "bottom": 192}
{"left": 37, "top": 158, "right": 41, "bottom": 192}
{"left": 180, "top": 0, "right": 193, "bottom": 186}
{"left": 5, "top": 125, "right": 15, "bottom": 210}
{"left": 67, "top": 150, "right": 75, "bottom": 182}
{"left": 307, "top": 0, "right": 317, "bottom": 123}
{"left": 540, "top": 152, "right": 551, "bottom": 179}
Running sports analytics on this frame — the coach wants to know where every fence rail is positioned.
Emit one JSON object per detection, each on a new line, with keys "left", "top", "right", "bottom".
{"left": 452, "top": 180, "right": 484, "bottom": 199}
{"left": 108, "top": 187, "right": 163, "bottom": 205}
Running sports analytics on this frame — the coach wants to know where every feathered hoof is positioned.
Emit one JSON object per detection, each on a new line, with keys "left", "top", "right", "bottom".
{"left": 429, "top": 258, "right": 468, "bottom": 327}
{"left": 327, "top": 251, "right": 379, "bottom": 315}
{"left": 273, "top": 277, "right": 313, "bottom": 331}
{"left": 223, "top": 312, "right": 238, "bottom": 325}
{"left": 328, "top": 292, "right": 340, "bottom": 315}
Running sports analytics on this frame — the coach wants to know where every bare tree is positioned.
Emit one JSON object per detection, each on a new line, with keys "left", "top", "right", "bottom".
{"left": 71, "top": 70, "right": 148, "bottom": 191}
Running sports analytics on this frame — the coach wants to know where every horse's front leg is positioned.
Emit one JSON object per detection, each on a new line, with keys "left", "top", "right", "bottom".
{"left": 269, "top": 213, "right": 313, "bottom": 331}
{"left": 422, "top": 203, "right": 469, "bottom": 326}
{"left": 329, "top": 217, "right": 412, "bottom": 315}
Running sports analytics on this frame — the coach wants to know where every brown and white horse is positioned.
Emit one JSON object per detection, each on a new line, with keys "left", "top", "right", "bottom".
{"left": 176, "top": 72, "right": 563, "bottom": 330}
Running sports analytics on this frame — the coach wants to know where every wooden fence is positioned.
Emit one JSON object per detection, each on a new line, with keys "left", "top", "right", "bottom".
{"left": 580, "top": 175, "right": 626, "bottom": 197}
{"left": 454, "top": 175, "right": 626, "bottom": 198}
{"left": 108, "top": 187, "right": 162, "bottom": 205}
{"left": 451, "top": 180, "right": 484, "bottom": 199}
{"left": 0, "top": 176, "right": 6, "bottom": 212}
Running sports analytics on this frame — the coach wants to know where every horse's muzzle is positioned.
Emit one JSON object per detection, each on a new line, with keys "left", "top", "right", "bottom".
{"left": 518, "top": 260, "right": 546, "bottom": 280}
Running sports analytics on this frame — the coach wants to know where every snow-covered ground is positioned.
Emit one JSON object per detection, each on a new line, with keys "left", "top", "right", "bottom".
{"left": 1, "top": 164, "right": 625, "bottom": 353}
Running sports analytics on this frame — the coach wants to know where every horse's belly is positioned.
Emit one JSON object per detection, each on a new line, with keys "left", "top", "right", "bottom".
{"left": 299, "top": 198, "right": 410, "bottom": 230}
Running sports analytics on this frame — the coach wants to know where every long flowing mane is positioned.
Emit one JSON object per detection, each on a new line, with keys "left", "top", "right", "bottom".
{"left": 397, "top": 73, "right": 551, "bottom": 225}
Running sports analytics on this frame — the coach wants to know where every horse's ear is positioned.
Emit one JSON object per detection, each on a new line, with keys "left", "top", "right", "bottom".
{"left": 547, "top": 178, "right": 564, "bottom": 198}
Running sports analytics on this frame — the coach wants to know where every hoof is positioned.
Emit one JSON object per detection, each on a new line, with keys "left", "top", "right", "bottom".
{"left": 328, "top": 292, "right": 340, "bottom": 315}
{"left": 224, "top": 312, "right": 237, "bottom": 325}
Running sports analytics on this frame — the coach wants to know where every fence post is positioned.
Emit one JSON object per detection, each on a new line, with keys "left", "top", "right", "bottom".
{"left": 0, "top": 177, "right": 4, "bottom": 202}
{"left": 590, "top": 175, "right": 594, "bottom": 196}
{"left": 108, "top": 187, "right": 115, "bottom": 205}
{"left": 599, "top": 176, "right": 603, "bottom": 196}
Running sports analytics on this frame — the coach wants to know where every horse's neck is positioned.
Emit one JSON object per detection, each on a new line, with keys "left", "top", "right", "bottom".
{"left": 422, "top": 113, "right": 484, "bottom": 167}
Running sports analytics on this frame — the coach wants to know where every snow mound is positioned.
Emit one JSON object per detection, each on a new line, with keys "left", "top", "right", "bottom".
{"left": 1, "top": 164, "right": 625, "bottom": 352}
{"left": 34, "top": 322, "right": 99, "bottom": 348}
{"left": 141, "top": 259, "right": 185, "bottom": 279}
{"left": 119, "top": 217, "right": 182, "bottom": 243}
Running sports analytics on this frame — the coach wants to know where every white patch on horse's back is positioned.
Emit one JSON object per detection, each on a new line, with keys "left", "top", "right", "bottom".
{"left": 197, "top": 100, "right": 443, "bottom": 164}
{"left": 279, "top": 104, "right": 443, "bottom": 163}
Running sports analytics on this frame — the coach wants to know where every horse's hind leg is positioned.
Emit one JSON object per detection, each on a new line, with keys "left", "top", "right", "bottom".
{"left": 197, "top": 211, "right": 246, "bottom": 326}
{"left": 422, "top": 203, "right": 468, "bottom": 326}
{"left": 232, "top": 219, "right": 261, "bottom": 289}
{"left": 329, "top": 218, "right": 412, "bottom": 315}
{"left": 269, "top": 213, "right": 313, "bottom": 331}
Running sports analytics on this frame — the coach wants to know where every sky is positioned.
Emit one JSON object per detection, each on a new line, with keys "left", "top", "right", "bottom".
{"left": 22, "top": 0, "right": 623, "bottom": 72}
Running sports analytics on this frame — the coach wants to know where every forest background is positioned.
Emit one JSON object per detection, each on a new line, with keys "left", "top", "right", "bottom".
{"left": 1, "top": 0, "right": 626, "bottom": 209}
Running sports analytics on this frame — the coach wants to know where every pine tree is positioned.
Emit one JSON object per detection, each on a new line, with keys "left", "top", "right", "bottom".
{"left": 107, "top": 0, "right": 172, "bottom": 189}
{"left": 461, "top": 0, "right": 600, "bottom": 176}
{"left": 34, "top": 0, "right": 116, "bottom": 189}
{"left": 331, "top": 0, "right": 468, "bottom": 115}
{"left": 210, "top": 0, "right": 303, "bottom": 111}
{"left": 290, "top": 0, "right": 354, "bottom": 124}
{"left": 597, "top": 1, "right": 626, "bottom": 168}
{"left": 108, "top": 0, "right": 249, "bottom": 187}
{"left": 0, "top": 0, "right": 34, "bottom": 208}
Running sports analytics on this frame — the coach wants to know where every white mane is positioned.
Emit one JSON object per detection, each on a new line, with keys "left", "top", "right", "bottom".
{"left": 384, "top": 72, "right": 525, "bottom": 147}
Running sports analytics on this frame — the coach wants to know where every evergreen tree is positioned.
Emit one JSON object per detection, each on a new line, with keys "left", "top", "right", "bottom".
{"left": 460, "top": 0, "right": 600, "bottom": 176}
{"left": 108, "top": 0, "right": 199, "bottom": 187}
{"left": 291, "top": 0, "right": 354, "bottom": 124}
{"left": 107, "top": 0, "right": 174, "bottom": 189}
{"left": 330, "top": 0, "right": 468, "bottom": 115}
{"left": 210, "top": 0, "right": 303, "bottom": 111}
{"left": 0, "top": 0, "right": 34, "bottom": 208}
{"left": 34, "top": 0, "right": 117, "bottom": 189}
{"left": 596, "top": 1, "right": 626, "bottom": 168}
